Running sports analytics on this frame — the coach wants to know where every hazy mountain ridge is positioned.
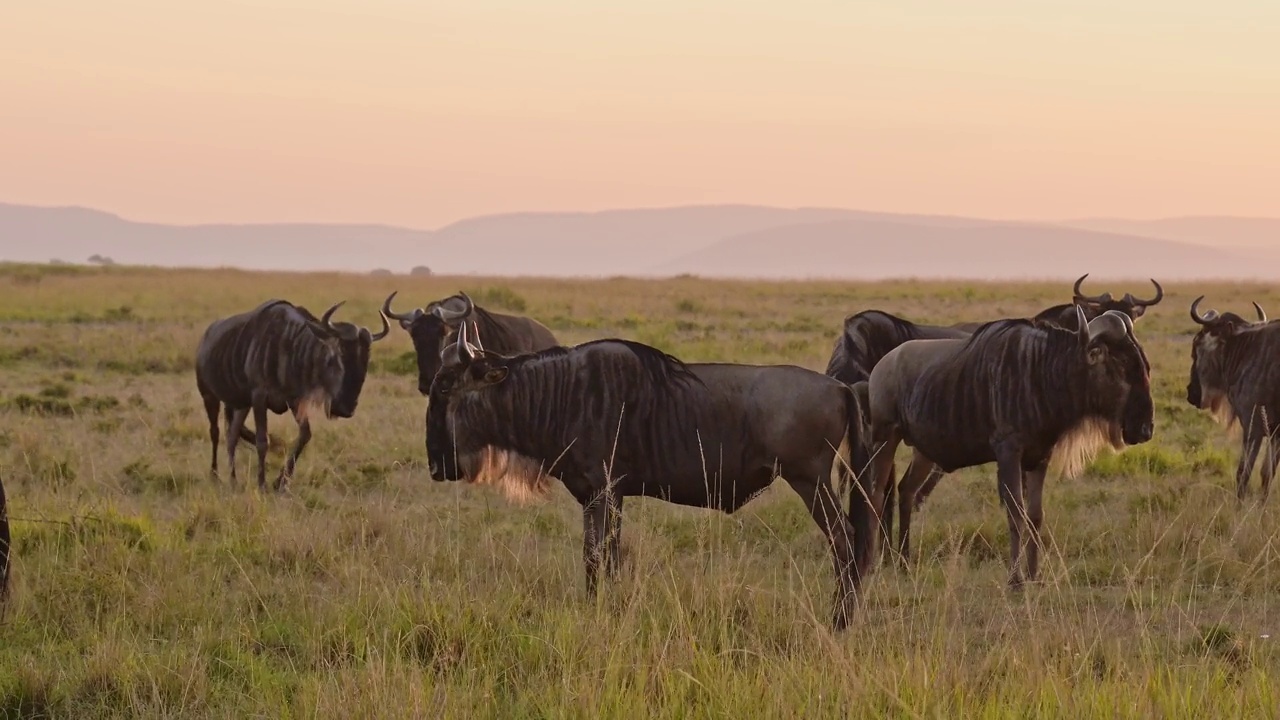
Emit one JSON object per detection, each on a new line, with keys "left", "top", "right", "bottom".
{"left": 2, "top": 202, "right": 1277, "bottom": 279}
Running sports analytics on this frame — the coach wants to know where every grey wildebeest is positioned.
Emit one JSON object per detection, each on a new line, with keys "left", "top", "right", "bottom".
{"left": 860, "top": 307, "right": 1154, "bottom": 586}
{"left": 381, "top": 290, "right": 558, "bottom": 395}
{"left": 426, "top": 325, "right": 874, "bottom": 629}
{"left": 1187, "top": 296, "right": 1280, "bottom": 501}
{"left": 195, "top": 299, "right": 389, "bottom": 491}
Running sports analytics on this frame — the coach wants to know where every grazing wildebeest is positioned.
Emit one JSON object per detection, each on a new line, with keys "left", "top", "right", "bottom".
{"left": 381, "top": 290, "right": 559, "bottom": 395}
{"left": 427, "top": 325, "right": 874, "bottom": 629}
{"left": 195, "top": 299, "right": 389, "bottom": 491}
{"left": 862, "top": 307, "right": 1154, "bottom": 585}
{"left": 1187, "top": 295, "right": 1280, "bottom": 502}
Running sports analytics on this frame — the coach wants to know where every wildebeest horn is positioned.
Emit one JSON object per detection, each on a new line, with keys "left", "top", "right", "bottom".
{"left": 1072, "top": 273, "right": 1113, "bottom": 304}
{"left": 1189, "top": 295, "right": 1219, "bottom": 325}
{"left": 433, "top": 291, "right": 475, "bottom": 324}
{"left": 457, "top": 320, "right": 476, "bottom": 362}
{"left": 381, "top": 291, "right": 423, "bottom": 323}
{"left": 1252, "top": 302, "right": 1267, "bottom": 323}
{"left": 469, "top": 321, "right": 485, "bottom": 352}
{"left": 1087, "top": 310, "right": 1130, "bottom": 341}
{"left": 369, "top": 310, "right": 391, "bottom": 342}
{"left": 1132, "top": 279, "right": 1163, "bottom": 307}
{"left": 320, "top": 301, "right": 345, "bottom": 332}
{"left": 1075, "top": 304, "right": 1089, "bottom": 346}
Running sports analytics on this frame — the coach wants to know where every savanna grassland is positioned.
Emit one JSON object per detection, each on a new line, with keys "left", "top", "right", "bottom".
{"left": 1, "top": 263, "right": 1278, "bottom": 718}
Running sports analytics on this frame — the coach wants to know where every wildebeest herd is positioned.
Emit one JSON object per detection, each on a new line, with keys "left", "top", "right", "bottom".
{"left": 173, "top": 275, "right": 1276, "bottom": 630}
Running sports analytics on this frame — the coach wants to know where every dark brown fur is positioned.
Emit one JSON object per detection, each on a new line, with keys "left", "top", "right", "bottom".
{"left": 195, "top": 299, "right": 389, "bottom": 491}
{"left": 864, "top": 308, "right": 1154, "bottom": 587}
{"left": 383, "top": 291, "right": 559, "bottom": 395}
{"left": 1187, "top": 296, "right": 1280, "bottom": 502}
{"left": 428, "top": 330, "right": 873, "bottom": 630}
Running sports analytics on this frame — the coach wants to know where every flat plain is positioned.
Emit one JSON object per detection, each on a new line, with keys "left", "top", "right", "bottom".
{"left": 0, "top": 263, "right": 1277, "bottom": 718}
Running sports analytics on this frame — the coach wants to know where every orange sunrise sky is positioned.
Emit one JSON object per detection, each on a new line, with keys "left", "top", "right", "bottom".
{"left": 2, "top": 0, "right": 1278, "bottom": 231}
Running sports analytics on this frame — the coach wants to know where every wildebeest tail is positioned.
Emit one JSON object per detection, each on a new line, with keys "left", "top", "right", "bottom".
{"left": 841, "top": 383, "right": 875, "bottom": 579}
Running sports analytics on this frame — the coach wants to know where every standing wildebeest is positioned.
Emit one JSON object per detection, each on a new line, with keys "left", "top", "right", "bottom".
{"left": 381, "top": 290, "right": 559, "bottom": 395}
{"left": 426, "top": 325, "right": 874, "bottom": 629}
{"left": 831, "top": 273, "right": 1164, "bottom": 550}
{"left": 195, "top": 299, "right": 389, "bottom": 491}
{"left": 862, "top": 307, "right": 1154, "bottom": 585}
{"left": 1187, "top": 296, "right": 1280, "bottom": 501}
{"left": 948, "top": 274, "right": 1165, "bottom": 332}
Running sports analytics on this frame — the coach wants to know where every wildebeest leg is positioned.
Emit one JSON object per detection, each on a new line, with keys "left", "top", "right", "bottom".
{"left": 896, "top": 451, "right": 936, "bottom": 568}
{"left": 582, "top": 483, "right": 623, "bottom": 598}
{"left": 225, "top": 407, "right": 249, "bottom": 487}
{"left": 203, "top": 394, "right": 221, "bottom": 477}
{"left": 1261, "top": 436, "right": 1279, "bottom": 503}
{"left": 913, "top": 465, "right": 947, "bottom": 510}
{"left": 881, "top": 466, "right": 897, "bottom": 565}
{"left": 789, "top": 477, "right": 859, "bottom": 630}
{"left": 275, "top": 410, "right": 311, "bottom": 493}
{"left": 866, "top": 430, "right": 902, "bottom": 569}
{"left": 251, "top": 392, "right": 270, "bottom": 491}
{"left": 995, "top": 444, "right": 1028, "bottom": 589}
{"left": 1023, "top": 461, "right": 1048, "bottom": 581}
{"left": 1234, "top": 427, "right": 1265, "bottom": 503}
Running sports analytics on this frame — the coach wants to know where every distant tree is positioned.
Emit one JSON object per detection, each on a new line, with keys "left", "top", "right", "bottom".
{"left": 370, "top": 268, "right": 393, "bottom": 277}
{"left": 409, "top": 265, "right": 433, "bottom": 277}
{"left": 49, "top": 258, "right": 68, "bottom": 265}
{"left": 87, "top": 254, "right": 116, "bottom": 266}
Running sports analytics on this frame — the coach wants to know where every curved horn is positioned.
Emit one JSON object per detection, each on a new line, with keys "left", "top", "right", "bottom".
{"left": 1075, "top": 304, "right": 1089, "bottom": 346}
{"left": 381, "top": 291, "right": 421, "bottom": 323}
{"left": 457, "top": 319, "right": 476, "bottom": 362}
{"left": 369, "top": 310, "right": 391, "bottom": 342}
{"left": 1133, "top": 278, "right": 1164, "bottom": 307}
{"left": 468, "top": 320, "right": 485, "bottom": 352}
{"left": 1251, "top": 301, "right": 1267, "bottom": 322}
{"left": 1189, "top": 295, "right": 1219, "bottom": 325}
{"left": 434, "top": 291, "right": 475, "bottom": 324}
{"left": 1072, "top": 273, "right": 1112, "bottom": 304}
{"left": 320, "top": 301, "right": 345, "bottom": 332}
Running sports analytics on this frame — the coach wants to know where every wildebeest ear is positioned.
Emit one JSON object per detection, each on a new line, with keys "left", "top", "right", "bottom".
{"left": 1087, "top": 345, "right": 1107, "bottom": 365}
{"left": 482, "top": 367, "right": 508, "bottom": 385}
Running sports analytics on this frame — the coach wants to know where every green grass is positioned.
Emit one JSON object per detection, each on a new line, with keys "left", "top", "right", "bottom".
{"left": 1, "top": 264, "right": 1279, "bottom": 717}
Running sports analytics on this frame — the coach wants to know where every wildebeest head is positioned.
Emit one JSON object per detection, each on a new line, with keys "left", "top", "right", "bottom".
{"left": 304, "top": 301, "right": 390, "bottom": 419}
{"left": 425, "top": 321, "right": 497, "bottom": 481}
{"left": 1070, "top": 273, "right": 1164, "bottom": 320}
{"left": 1186, "top": 295, "right": 1267, "bottom": 416}
{"left": 382, "top": 290, "right": 477, "bottom": 395}
{"left": 1075, "top": 306, "right": 1155, "bottom": 446}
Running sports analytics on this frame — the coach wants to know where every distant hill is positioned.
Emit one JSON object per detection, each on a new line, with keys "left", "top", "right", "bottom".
{"left": 648, "top": 218, "right": 1272, "bottom": 281}
{"left": 2, "top": 201, "right": 1278, "bottom": 279}
{"left": 1065, "top": 216, "right": 1280, "bottom": 250}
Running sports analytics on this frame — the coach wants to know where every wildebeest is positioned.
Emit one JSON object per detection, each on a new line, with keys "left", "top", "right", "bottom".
{"left": 381, "top": 290, "right": 559, "bottom": 395}
{"left": 195, "top": 299, "right": 389, "bottom": 491}
{"left": 426, "top": 326, "right": 874, "bottom": 629}
{"left": 830, "top": 273, "right": 1164, "bottom": 547}
{"left": 948, "top": 274, "right": 1165, "bottom": 333}
{"left": 1187, "top": 296, "right": 1280, "bottom": 501}
{"left": 862, "top": 307, "right": 1154, "bottom": 585}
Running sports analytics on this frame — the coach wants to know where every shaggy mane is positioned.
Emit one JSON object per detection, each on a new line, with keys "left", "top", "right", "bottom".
{"left": 1049, "top": 416, "right": 1124, "bottom": 479}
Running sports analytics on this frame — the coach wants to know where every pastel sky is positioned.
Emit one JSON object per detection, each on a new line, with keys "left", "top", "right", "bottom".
{"left": 2, "top": 0, "right": 1278, "bottom": 229}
